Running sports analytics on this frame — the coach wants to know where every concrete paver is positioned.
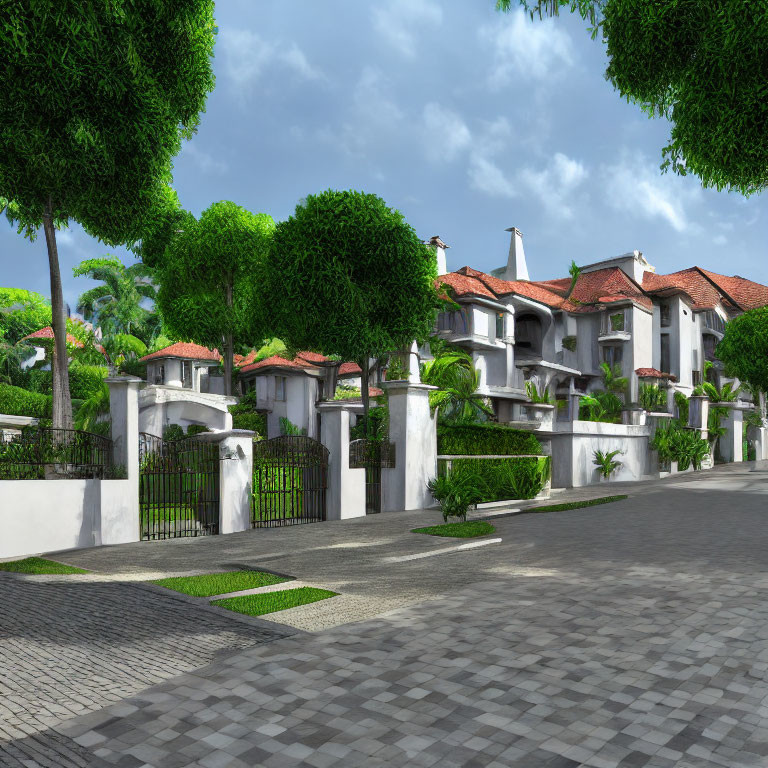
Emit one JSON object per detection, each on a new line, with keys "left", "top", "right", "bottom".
{"left": 2, "top": 463, "right": 768, "bottom": 766}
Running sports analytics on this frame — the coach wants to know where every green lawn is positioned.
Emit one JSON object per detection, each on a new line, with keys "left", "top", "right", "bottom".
{"left": 524, "top": 495, "right": 628, "bottom": 513}
{"left": 211, "top": 587, "right": 338, "bottom": 616}
{"left": 0, "top": 557, "right": 88, "bottom": 574}
{"left": 411, "top": 521, "right": 496, "bottom": 538}
{"left": 151, "top": 570, "right": 290, "bottom": 597}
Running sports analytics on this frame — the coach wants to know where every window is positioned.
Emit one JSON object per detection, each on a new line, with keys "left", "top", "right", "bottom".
{"left": 182, "top": 361, "right": 193, "bottom": 389}
{"left": 602, "top": 345, "right": 623, "bottom": 368}
{"left": 609, "top": 312, "right": 625, "bottom": 332}
{"left": 660, "top": 334, "right": 671, "bottom": 373}
{"left": 275, "top": 376, "right": 286, "bottom": 401}
{"left": 437, "top": 308, "right": 469, "bottom": 334}
{"left": 703, "top": 310, "right": 725, "bottom": 334}
{"left": 692, "top": 370, "right": 702, "bottom": 387}
{"left": 155, "top": 364, "right": 165, "bottom": 385}
{"left": 660, "top": 303, "right": 671, "bottom": 327}
{"left": 703, "top": 333, "right": 718, "bottom": 363}
{"left": 495, "top": 312, "right": 505, "bottom": 340}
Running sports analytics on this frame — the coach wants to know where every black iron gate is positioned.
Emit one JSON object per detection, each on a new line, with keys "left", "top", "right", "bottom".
{"left": 139, "top": 433, "right": 220, "bottom": 540}
{"left": 349, "top": 439, "right": 396, "bottom": 515}
{"left": 252, "top": 436, "right": 328, "bottom": 527}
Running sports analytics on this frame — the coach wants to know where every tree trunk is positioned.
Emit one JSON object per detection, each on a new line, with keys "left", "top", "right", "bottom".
{"left": 224, "top": 277, "right": 233, "bottom": 396}
{"left": 360, "top": 356, "right": 370, "bottom": 437}
{"left": 43, "top": 200, "right": 73, "bottom": 431}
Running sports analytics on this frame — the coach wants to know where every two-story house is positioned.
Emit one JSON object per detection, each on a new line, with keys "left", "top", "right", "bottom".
{"left": 430, "top": 229, "right": 768, "bottom": 420}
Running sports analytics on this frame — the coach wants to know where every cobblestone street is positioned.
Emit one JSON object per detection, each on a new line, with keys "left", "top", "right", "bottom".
{"left": 3, "top": 464, "right": 768, "bottom": 767}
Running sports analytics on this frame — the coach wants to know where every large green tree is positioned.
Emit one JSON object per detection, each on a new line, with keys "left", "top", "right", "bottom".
{"left": 496, "top": 0, "right": 768, "bottom": 195}
{"left": 154, "top": 201, "right": 275, "bottom": 396}
{"left": 716, "top": 309, "right": 768, "bottom": 395}
{"left": 74, "top": 257, "right": 158, "bottom": 342}
{"left": 0, "top": 2, "right": 215, "bottom": 428}
{"left": 267, "top": 190, "right": 440, "bottom": 422}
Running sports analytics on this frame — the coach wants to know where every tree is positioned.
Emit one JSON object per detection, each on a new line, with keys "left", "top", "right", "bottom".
{"left": 496, "top": 0, "right": 768, "bottom": 196}
{"left": 716, "top": 308, "right": 768, "bottom": 395}
{"left": 267, "top": 190, "right": 440, "bottom": 424}
{"left": 600, "top": 361, "right": 627, "bottom": 396}
{"left": 0, "top": 288, "right": 51, "bottom": 345}
{"left": 422, "top": 351, "right": 494, "bottom": 424}
{"left": 0, "top": 2, "right": 215, "bottom": 428}
{"left": 154, "top": 202, "right": 275, "bottom": 396}
{"left": 74, "top": 257, "right": 158, "bottom": 342}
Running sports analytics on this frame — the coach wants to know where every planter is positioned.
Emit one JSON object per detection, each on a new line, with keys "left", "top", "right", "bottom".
{"left": 523, "top": 403, "right": 555, "bottom": 430}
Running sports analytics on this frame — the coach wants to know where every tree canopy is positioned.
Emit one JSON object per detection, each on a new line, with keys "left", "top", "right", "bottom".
{"left": 74, "top": 257, "right": 158, "bottom": 343}
{"left": 154, "top": 201, "right": 275, "bottom": 395}
{"left": 267, "top": 189, "right": 440, "bottom": 417}
{"left": 0, "top": 1, "right": 216, "bottom": 427}
{"left": 716, "top": 309, "right": 768, "bottom": 395}
{"left": 496, "top": 0, "right": 768, "bottom": 196}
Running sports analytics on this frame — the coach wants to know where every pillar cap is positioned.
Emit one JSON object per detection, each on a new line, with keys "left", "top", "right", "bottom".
{"left": 105, "top": 375, "right": 143, "bottom": 385}
{"left": 380, "top": 381, "right": 438, "bottom": 393}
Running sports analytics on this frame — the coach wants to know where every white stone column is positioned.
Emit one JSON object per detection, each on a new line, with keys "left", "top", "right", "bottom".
{"left": 380, "top": 381, "right": 437, "bottom": 512}
{"left": 195, "top": 430, "right": 254, "bottom": 534}
{"left": 720, "top": 405, "right": 744, "bottom": 463}
{"left": 104, "top": 376, "right": 142, "bottom": 545}
{"left": 318, "top": 402, "right": 366, "bottom": 520}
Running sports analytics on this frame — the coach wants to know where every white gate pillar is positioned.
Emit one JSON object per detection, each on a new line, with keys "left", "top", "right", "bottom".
{"left": 720, "top": 404, "right": 744, "bottom": 463}
{"left": 318, "top": 402, "right": 366, "bottom": 520}
{"left": 380, "top": 381, "right": 437, "bottom": 512}
{"left": 195, "top": 430, "right": 254, "bottom": 534}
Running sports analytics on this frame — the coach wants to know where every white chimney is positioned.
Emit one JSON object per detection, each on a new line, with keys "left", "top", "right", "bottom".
{"left": 428, "top": 235, "right": 449, "bottom": 275}
{"left": 504, "top": 227, "right": 529, "bottom": 281}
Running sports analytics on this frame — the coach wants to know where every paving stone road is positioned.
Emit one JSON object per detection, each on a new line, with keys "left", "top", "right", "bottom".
{"left": 3, "top": 463, "right": 768, "bottom": 767}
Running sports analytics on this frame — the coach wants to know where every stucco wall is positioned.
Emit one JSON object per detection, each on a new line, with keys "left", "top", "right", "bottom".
{"left": 0, "top": 479, "right": 139, "bottom": 559}
{"left": 547, "top": 421, "right": 652, "bottom": 488}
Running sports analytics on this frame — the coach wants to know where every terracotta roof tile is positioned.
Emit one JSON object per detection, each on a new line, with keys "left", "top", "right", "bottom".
{"left": 234, "top": 350, "right": 258, "bottom": 367}
{"left": 339, "top": 362, "right": 362, "bottom": 376}
{"left": 139, "top": 342, "right": 220, "bottom": 363}
{"left": 635, "top": 367, "right": 676, "bottom": 381}
{"left": 239, "top": 355, "right": 307, "bottom": 374}
{"left": 22, "top": 326, "right": 84, "bottom": 348}
{"left": 699, "top": 269, "right": 768, "bottom": 310}
{"left": 295, "top": 351, "right": 329, "bottom": 365}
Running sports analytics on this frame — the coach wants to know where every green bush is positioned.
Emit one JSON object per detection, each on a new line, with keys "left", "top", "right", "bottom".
{"left": 0, "top": 382, "right": 51, "bottom": 418}
{"left": 639, "top": 384, "right": 668, "bottom": 412}
{"left": 650, "top": 421, "right": 709, "bottom": 470}
{"left": 438, "top": 456, "right": 550, "bottom": 502}
{"left": 119, "top": 358, "right": 147, "bottom": 379}
{"left": 427, "top": 467, "right": 485, "bottom": 521}
{"left": 68, "top": 363, "right": 108, "bottom": 400}
{"left": 163, "top": 423, "right": 185, "bottom": 442}
{"left": 186, "top": 424, "right": 211, "bottom": 436}
{"left": 232, "top": 411, "right": 267, "bottom": 436}
{"left": 350, "top": 405, "right": 389, "bottom": 440}
{"left": 437, "top": 423, "right": 541, "bottom": 456}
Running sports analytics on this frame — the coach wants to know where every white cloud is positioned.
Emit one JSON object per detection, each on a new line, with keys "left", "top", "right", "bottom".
{"left": 373, "top": 0, "right": 443, "bottom": 57}
{"left": 182, "top": 142, "right": 228, "bottom": 175}
{"left": 469, "top": 154, "right": 516, "bottom": 199}
{"left": 713, "top": 234, "right": 728, "bottom": 246}
{"left": 217, "top": 28, "right": 320, "bottom": 87}
{"left": 480, "top": 10, "right": 574, "bottom": 87}
{"left": 602, "top": 152, "right": 701, "bottom": 232}
{"left": 422, "top": 103, "right": 472, "bottom": 163}
{"left": 518, "top": 152, "right": 588, "bottom": 218}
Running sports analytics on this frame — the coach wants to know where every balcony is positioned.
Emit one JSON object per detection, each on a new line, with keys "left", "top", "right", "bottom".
{"left": 598, "top": 309, "right": 631, "bottom": 342}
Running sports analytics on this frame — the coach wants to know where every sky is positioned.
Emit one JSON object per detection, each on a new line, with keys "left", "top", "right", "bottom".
{"left": 2, "top": 0, "right": 766, "bottom": 311}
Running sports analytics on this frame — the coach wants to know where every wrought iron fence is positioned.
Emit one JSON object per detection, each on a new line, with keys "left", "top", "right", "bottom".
{"left": 252, "top": 436, "right": 328, "bottom": 527}
{"left": 139, "top": 432, "right": 220, "bottom": 540}
{"left": 0, "top": 427, "right": 113, "bottom": 480}
{"left": 349, "top": 439, "right": 396, "bottom": 515}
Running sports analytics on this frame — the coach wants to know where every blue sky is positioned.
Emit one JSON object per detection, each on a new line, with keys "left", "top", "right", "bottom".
{"left": 2, "top": 0, "right": 765, "bottom": 310}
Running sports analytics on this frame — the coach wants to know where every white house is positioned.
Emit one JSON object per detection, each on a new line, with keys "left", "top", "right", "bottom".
{"left": 430, "top": 229, "right": 768, "bottom": 420}
{"left": 138, "top": 342, "right": 236, "bottom": 435}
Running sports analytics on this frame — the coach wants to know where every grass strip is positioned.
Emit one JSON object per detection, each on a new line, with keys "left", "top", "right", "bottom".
{"left": 151, "top": 570, "right": 290, "bottom": 597}
{"left": 211, "top": 587, "right": 337, "bottom": 616}
{"left": 524, "top": 495, "right": 628, "bottom": 513}
{"left": 0, "top": 557, "right": 87, "bottom": 574}
{"left": 411, "top": 521, "right": 496, "bottom": 538}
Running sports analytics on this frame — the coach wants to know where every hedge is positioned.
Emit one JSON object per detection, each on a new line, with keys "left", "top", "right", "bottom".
{"left": 437, "top": 423, "right": 542, "bottom": 456}
{"left": 15, "top": 364, "right": 108, "bottom": 400}
{"left": 0, "top": 383, "right": 52, "bottom": 418}
{"left": 438, "top": 456, "right": 550, "bottom": 502}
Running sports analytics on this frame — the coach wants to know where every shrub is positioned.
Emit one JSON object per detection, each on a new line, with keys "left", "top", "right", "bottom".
{"left": 232, "top": 411, "right": 267, "bottom": 436}
{"left": 0, "top": 382, "right": 51, "bottom": 418}
{"left": 437, "top": 423, "right": 541, "bottom": 456}
{"left": 593, "top": 449, "right": 623, "bottom": 478}
{"left": 68, "top": 363, "right": 108, "bottom": 400}
{"left": 163, "top": 423, "right": 185, "bottom": 442}
{"left": 351, "top": 405, "right": 389, "bottom": 440}
{"left": 525, "top": 380, "right": 553, "bottom": 405}
{"left": 674, "top": 391, "right": 689, "bottom": 424}
{"left": 427, "top": 467, "right": 485, "bottom": 521}
{"left": 186, "top": 424, "right": 211, "bottom": 436}
{"left": 438, "top": 456, "right": 550, "bottom": 502}
{"left": 639, "top": 383, "right": 668, "bottom": 412}
{"left": 650, "top": 421, "right": 709, "bottom": 470}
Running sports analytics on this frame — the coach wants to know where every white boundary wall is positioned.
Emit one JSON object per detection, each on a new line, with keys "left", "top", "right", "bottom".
{"left": 0, "top": 478, "right": 137, "bottom": 559}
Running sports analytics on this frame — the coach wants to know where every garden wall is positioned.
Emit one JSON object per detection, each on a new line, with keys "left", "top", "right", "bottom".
{"left": 545, "top": 420, "right": 653, "bottom": 488}
{"left": 0, "top": 478, "right": 139, "bottom": 559}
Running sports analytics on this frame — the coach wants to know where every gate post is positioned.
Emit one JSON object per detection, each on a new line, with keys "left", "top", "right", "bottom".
{"left": 318, "top": 402, "right": 366, "bottom": 519}
{"left": 196, "top": 430, "right": 254, "bottom": 534}
{"left": 380, "top": 381, "right": 438, "bottom": 512}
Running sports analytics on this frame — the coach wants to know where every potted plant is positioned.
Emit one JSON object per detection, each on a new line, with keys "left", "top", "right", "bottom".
{"left": 524, "top": 381, "right": 556, "bottom": 428}
{"left": 592, "top": 449, "right": 623, "bottom": 481}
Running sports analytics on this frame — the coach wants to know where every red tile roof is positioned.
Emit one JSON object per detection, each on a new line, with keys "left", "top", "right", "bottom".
{"left": 339, "top": 362, "right": 362, "bottom": 376}
{"left": 233, "top": 350, "right": 258, "bottom": 367}
{"left": 22, "top": 326, "right": 84, "bottom": 348}
{"left": 567, "top": 268, "right": 652, "bottom": 311}
{"left": 699, "top": 269, "right": 768, "bottom": 310}
{"left": 140, "top": 342, "right": 220, "bottom": 363}
{"left": 239, "top": 355, "right": 307, "bottom": 374}
{"left": 635, "top": 367, "right": 677, "bottom": 381}
{"left": 642, "top": 268, "right": 727, "bottom": 310}
{"left": 295, "top": 351, "right": 330, "bottom": 365}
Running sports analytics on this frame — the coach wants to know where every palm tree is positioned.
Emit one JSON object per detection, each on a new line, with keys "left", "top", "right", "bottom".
{"left": 421, "top": 350, "right": 494, "bottom": 423}
{"left": 74, "top": 257, "right": 158, "bottom": 341}
{"left": 600, "top": 361, "right": 628, "bottom": 395}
